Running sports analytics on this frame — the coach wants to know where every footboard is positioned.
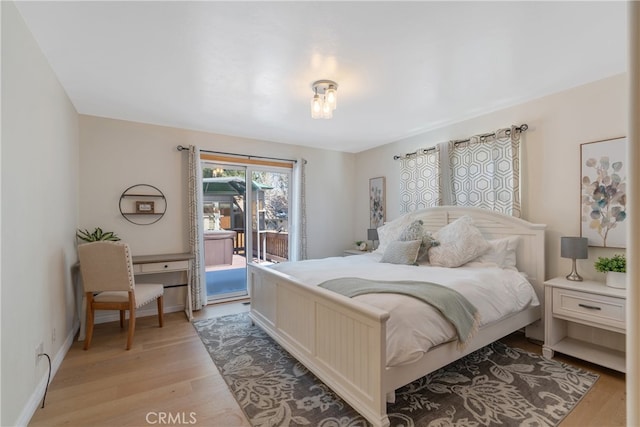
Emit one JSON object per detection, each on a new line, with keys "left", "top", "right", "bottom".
{"left": 248, "top": 262, "right": 392, "bottom": 427}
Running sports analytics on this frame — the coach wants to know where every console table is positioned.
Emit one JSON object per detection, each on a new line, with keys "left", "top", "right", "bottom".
{"left": 75, "top": 252, "right": 194, "bottom": 341}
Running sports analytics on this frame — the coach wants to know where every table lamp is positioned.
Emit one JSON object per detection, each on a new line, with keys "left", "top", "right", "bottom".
{"left": 561, "top": 236, "right": 588, "bottom": 281}
{"left": 367, "top": 228, "right": 379, "bottom": 251}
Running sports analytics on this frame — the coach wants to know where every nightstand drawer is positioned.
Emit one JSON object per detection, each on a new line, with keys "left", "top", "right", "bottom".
{"left": 552, "top": 288, "right": 625, "bottom": 331}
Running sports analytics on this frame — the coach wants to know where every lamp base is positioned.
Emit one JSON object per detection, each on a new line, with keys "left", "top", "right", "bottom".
{"left": 566, "top": 259, "right": 583, "bottom": 281}
{"left": 565, "top": 272, "right": 583, "bottom": 281}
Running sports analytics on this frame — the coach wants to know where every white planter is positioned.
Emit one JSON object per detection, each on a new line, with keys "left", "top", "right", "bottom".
{"left": 605, "top": 271, "right": 627, "bottom": 289}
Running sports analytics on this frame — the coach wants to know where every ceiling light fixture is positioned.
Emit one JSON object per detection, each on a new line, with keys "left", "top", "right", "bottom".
{"left": 310, "top": 80, "right": 338, "bottom": 119}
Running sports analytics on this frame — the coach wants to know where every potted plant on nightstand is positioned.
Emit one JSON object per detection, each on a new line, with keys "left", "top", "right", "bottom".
{"left": 354, "top": 241, "right": 368, "bottom": 251}
{"left": 594, "top": 253, "right": 626, "bottom": 289}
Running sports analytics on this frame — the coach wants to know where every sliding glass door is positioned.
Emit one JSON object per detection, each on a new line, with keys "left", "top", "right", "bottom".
{"left": 202, "top": 163, "right": 248, "bottom": 302}
{"left": 201, "top": 162, "right": 292, "bottom": 302}
{"left": 247, "top": 167, "right": 291, "bottom": 264}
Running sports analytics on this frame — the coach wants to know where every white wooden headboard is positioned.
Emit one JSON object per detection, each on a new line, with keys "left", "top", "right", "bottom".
{"left": 401, "top": 206, "right": 547, "bottom": 303}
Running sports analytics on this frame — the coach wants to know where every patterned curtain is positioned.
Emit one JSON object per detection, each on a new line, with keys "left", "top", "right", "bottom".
{"left": 448, "top": 126, "right": 521, "bottom": 217}
{"left": 290, "top": 158, "right": 308, "bottom": 261}
{"left": 188, "top": 145, "right": 205, "bottom": 310}
{"left": 399, "top": 148, "right": 442, "bottom": 214}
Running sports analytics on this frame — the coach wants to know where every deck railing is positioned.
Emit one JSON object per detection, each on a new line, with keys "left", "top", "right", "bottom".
{"left": 229, "top": 229, "right": 289, "bottom": 262}
{"left": 252, "top": 231, "right": 289, "bottom": 262}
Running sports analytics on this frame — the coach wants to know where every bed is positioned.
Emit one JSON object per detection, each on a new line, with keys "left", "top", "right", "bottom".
{"left": 248, "top": 206, "right": 546, "bottom": 427}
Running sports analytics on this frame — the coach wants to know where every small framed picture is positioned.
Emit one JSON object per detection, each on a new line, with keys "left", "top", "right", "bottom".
{"left": 135, "top": 201, "right": 155, "bottom": 214}
{"left": 369, "top": 176, "right": 386, "bottom": 229}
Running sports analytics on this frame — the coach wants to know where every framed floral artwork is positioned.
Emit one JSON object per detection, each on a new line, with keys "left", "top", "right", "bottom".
{"left": 369, "top": 176, "right": 385, "bottom": 228}
{"left": 580, "top": 136, "right": 627, "bottom": 248}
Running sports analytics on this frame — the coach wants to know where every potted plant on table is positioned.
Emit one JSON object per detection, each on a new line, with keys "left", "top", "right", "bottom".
{"left": 594, "top": 253, "right": 626, "bottom": 289}
{"left": 76, "top": 227, "right": 121, "bottom": 243}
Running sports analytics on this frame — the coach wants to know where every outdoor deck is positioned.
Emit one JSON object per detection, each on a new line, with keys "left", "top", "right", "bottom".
{"left": 205, "top": 231, "right": 287, "bottom": 299}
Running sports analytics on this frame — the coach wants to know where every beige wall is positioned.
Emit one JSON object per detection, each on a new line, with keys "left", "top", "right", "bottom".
{"left": 355, "top": 74, "right": 627, "bottom": 281}
{"left": 79, "top": 115, "right": 356, "bottom": 257}
{"left": 1, "top": 2, "right": 80, "bottom": 425}
{"left": 78, "top": 115, "right": 357, "bottom": 310}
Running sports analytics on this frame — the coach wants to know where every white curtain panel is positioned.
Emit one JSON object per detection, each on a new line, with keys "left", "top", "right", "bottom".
{"left": 188, "top": 145, "right": 205, "bottom": 310}
{"left": 399, "top": 148, "right": 442, "bottom": 214}
{"left": 290, "top": 158, "right": 308, "bottom": 261}
{"left": 448, "top": 126, "right": 521, "bottom": 217}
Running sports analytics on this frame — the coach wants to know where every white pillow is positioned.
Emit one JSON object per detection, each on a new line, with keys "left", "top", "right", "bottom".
{"left": 468, "top": 236, "right": 519, "bottom": 270}
{"left": 428, "top": 216, "right": 490, "bottom": 268}
{"left": 375, "top": 214, "right": 414, "bottom": 253}
{"left": 379, "top": 240, "right": 421, "bottom": 265}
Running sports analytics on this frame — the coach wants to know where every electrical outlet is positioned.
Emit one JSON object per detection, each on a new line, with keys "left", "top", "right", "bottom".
{"left": 35, "top": 342, "right": 43, "bottom": 366}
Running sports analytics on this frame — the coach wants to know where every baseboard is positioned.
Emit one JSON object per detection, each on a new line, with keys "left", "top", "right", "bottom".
{"left": 17, "top": 320, "right": 80, "bottom": 427}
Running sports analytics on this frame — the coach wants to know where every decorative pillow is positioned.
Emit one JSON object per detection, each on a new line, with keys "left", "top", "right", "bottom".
{"left": 428, "top": 216, "right": 490, "bottom": 268}
{"left": 468, "top": 236, "right": 519, "bottom": 269}
{"left": 399, "top": 220, "right": 440, "bottom": 263}
{"left": 399, "top": 220, "right": 424, "bottom": 241}
{"left": 379, "top": 240, "right": 422, "bottom": 265}
{"left": 417, "top": 232, "right": 439, "bottom": 264}
{"left": 376, "top": 214, "right": 415, "bottom": 253}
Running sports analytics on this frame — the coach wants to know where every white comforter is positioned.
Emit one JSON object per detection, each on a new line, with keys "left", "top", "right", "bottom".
{"left": 270, "top": 252, "right": 539, "bottom": 367}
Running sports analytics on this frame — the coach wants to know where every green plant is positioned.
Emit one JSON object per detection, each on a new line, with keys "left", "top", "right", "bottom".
{"left": 76, "top": 227, "right": 121, "bottom": 243}
{"left": 355, "top": 241, "right": 364, "bottom": 246}
{"left": 594, "top": 253, "right": 626, "bottom": 273}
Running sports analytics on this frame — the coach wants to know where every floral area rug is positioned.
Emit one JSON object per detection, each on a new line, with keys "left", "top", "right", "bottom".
{"left": 193, "top": 313, "right": 598, "bottom": 427}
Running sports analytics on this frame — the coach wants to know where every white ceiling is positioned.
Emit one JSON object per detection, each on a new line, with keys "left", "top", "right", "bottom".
{"left": 15, "top": 1, "right": 627, "bottom": 153}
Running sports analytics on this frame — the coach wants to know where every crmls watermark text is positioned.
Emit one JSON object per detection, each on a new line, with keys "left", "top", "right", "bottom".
{"left": 146, "top": 412, "right": 197, "bottom": 425}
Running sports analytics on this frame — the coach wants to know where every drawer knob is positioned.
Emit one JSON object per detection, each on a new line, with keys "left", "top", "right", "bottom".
{"left": 578, "top": 303, "right": 601, "bottom": 310}
{"left": 164, "top": 264, "right": 169, "bottom": 268}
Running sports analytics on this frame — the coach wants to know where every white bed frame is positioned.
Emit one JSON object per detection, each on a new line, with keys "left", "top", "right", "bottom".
{"left": 248, "top": 206, "right": 546, "bottom": 427}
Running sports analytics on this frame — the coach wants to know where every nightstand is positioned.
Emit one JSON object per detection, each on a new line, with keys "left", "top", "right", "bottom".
{"left": 543, "top": 277, "right": 626, "bottom": 372}
{"left": 343, "top": 249, "right": 369, "bottom": 256}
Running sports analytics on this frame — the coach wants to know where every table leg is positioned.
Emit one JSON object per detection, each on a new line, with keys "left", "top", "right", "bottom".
{"left": 184, "top": 263, "right": 193, "bottom": 321}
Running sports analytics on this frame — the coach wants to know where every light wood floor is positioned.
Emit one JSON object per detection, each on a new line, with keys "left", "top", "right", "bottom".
{"left": 29, "top": 302, "right": 625, "bottom": 427}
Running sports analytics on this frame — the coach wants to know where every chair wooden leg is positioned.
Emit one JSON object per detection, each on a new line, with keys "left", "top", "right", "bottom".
{"left": 84, "top": 293, "right": 95, "bottom": 351}
{"left": 157, "top": 296, "right": 164, "bottom": 328}
{"left": 126, "top": 305, "right": 135, "bottom": 350}
{"left": 119, "top": 310, "right": 125, "bottom": 328}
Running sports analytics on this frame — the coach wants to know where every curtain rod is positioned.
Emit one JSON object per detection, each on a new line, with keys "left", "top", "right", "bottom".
{"left": 176, "top": 145, "right": 298, "bottom": 164}
{"left": 393, "top": 124, "right": 528, "bottom": 161}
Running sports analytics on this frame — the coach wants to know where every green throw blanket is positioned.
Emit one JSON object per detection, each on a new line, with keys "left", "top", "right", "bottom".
{"left": 318, "top": 277, "right": 481, "bottom": 350}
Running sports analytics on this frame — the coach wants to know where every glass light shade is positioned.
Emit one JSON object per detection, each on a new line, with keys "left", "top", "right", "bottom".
{"left": 325, "top": 85, "right": 337, "bottom": 110}
{"left": 310, "top": 94, "right": 322, "bottom": 119}
{"left": 321, "top": 97, "right": 333, "bottom": 119}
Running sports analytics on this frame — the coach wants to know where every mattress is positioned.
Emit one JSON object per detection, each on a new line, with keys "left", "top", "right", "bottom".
{"left": 270, "top": 252, "right": 540, "bottom": 367}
